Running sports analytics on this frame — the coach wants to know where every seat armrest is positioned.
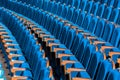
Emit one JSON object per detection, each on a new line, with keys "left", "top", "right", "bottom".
{"left": 109, "top": 52, "right": 120, "bottom": 58}
{"left": 0, "top": 32, "right": 8, "bottom": 35}
{"left": 43, "top": 38, "right": 55, "bottom": 42}
{"left": 76, "top": 29, "right": 84, "bottom": 34}
{"left": 39, "top": 34, "right": 51, "bottom": 38}
{"left": 44, "top": 38, "right": 55, "bottom": 46}
{"left": 67, "top": 68, "right": 86, "bottom": 74}
{"left": 72, "top": 77, "right": 91, "bottom": 80}
{"left": 10, "top": 60, "right": 25, "bottom": 66}
{"left": 100, "top": 46, "right": 114, "bottom": 52}
{"left": 117, "top": 58, "right": 120, "bottom": 64}
{"left": 57, "top": 54, "right": 73, "bottom": 58}
{"left": 8, "top": 54, "right": 22, "bottom": 59}
{"left": 0, "top": 29, "right": 6, "bottom": 30}
{"left": 82, "top": 32, "right": 91, "bottom": 36}
{"left": 93, "top": 41, "right": 106, "bottom": 51}
{"left": 87, "top": 36, "right": 97, "bottom": 40}
{"left": 4, "top": 44, "right": 18, "bottom": 48}
{"left": 35, "top": 31, "right": 45, "bottom": 36}
{"left": 11, "top": 67, "right": 26, "bottom": 73}
{"left": 53, "top": 48, "right": 67, "bottom": 53}
{"left": 48, "top": 43, "right": 60, "bottom": 52}
{"left": 71, "top": 26, "right": 78, "bottom": 29}
{"left": 11, "top": 76, "right": 27, "bottom": 80}
{"left": 49, "top": 43, "right": 60, "bottom": 47}
{"left": 2, "top": 39, "right": 14, "bottom": 43}
{"left": 93, "top": 41, "right": 106, "bottom": 45}
{"left": 0, "top": 26, "right": 4, "bottom": 28}
{"left": 1, "top": 35, "right": 10, "bottom": 39}
{"left": 32, "top": 28, "right": 41, "bottom": 31}
{"left": 60, "top": 19, "right": 68, "bottom": 23}
{"left": 6, "top": 48, "right": 19, "bottom": 53}
{"left": 61, "top": 60, "right": 76, "bottom": 66}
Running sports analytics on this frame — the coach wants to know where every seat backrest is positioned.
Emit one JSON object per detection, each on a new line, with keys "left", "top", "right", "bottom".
{"left": 54, "top": 2, "right": 61, "bottom": 14}
{"left": 96, "top": 4, "right": 105, "bottom": 17}
{"left": 117, "top": 14, "right": 120, "bottom": 25}
{"left": 73, "top": 0, "right": 81, "bottom": 9}
{"left": 59, "top": 24, "right": 70, "bottom": 44}
{"left": 100, "top": 0, "right": 108, "bottom": 4}
{"left": 102, "top": 6, "right": 112, "bottom": 20}
{"left": 76, "top": 11, "right": 86, "bottom": 26}
{"left": 110, "top": 28, "right": 120, "bottom": 47}
{"left": 61, "top": 4, "right": 69, "bottom": 18}
{"left": 79, "top": 0, "right": 87, "bottom": 11}
{"left": 109, "top": 8, "right": 119, "bottom": 23}
{"left": 94, "top": 19, "right": 105, "bottom": 37}
{"left": 67, "top": 7, "right": 75, "bottom": 21}
{"left": 81, "top": 14, "right": 91, "bottom": 30}
{"left": 87, "top": 52, "right": 104, "bottom": 79}
{"left": 85, "top": 1, "right": 93, "bottom": 14}
{"left": 95, "top": 60, "right": 113, "bottom": 80}
{"left": 107, "top": 69, "right": 120, "bottom": 80}
{"left": 75, "top": 39, "right": 89, "bottom": 61}
{"left": 102, "top": 22, "right": 114, "bottom": 42}
{"left": 71, "top": 9, "right": 80, "bottom": 24}
{"left": 81, "top": 44, "right": 96, "bottom": 69}
{"left": 88, "top": 16, "right": 98, "bottom": 33}
{"left": 71, "top": 33, "right": 84, "bottom": 55}
{"left": 107, "top": 0, "right": 114, "bottom": 7}
{"left": 113, "top": 0, "right": 120, "bottom": 8}
{"left": 65, "top": 29, "right": 76, "bottom": 49}
{"left": 90, "top": 2, "right": 99, "bottom": 16}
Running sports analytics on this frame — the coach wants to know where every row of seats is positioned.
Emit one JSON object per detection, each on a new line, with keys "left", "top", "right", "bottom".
{"left": 2, "top": 0, "right": 120, "bottom": 80}
{"left": 16, "top": 0, "right": 120, "bottom": 9}
{"left": 37, "top": 0, "right": 120, "bottom": 25}
{"left": 0, "top": 15, "right": 33, "bottom": 79}
{"left": 1, "top": 0, "right": 120, "bottom": 80}
{"left": 7, "top": 0, "right": 120, "bottom": 41}
{"left": 6, "top": 0, "right": 120, "bottom": 60}
{"left": 0, "top": 7, "right": 54, "bottom": 80}
{"left": 54, "top": 0, "right": 120, "bottom": 8}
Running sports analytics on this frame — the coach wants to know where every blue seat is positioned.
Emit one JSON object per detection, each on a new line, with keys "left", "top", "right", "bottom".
{"left": 102, "top": 6, "right": 112, "bottom": 20}
{"left": 71, "top": 9, "right": 80, "bottom": 24}
{"left": 79, "top": 14, "right": 91, "bottom": 30}
{"left": 52, "top": 2, "right": 60, "bottom": 14}
{"left": 75, "top": 39, "right": 89, "bottom": 61}
{"left": 57, "top": 3, "right": 65, "bottom": 17}
{"left": 117, "top": 14, "right": 120, "bottom": 25}
{"left": 79, "top": 0, "right": 87, "bottom": 11}
{"left": 87, "top": 52, "right": 104, "bottom": 79}
{"left": 100, "top": 0, "right": 108, "bottom": 4}
{"left": 96, "top": 4, "right": 105, "bottom": 17}
{"left": 93, "top": 19, "right": 105, "bottom": 38}
{"left": 71, "top": 33, "right": 84, "bottom": 55}
{"left": 90, "top": 2, "right": 99, "bottom": 16}
{"left": 76, "top": 11, "right": 86, "bottom": 27}
{"left": 109, "top": 8, "right": 119, "bottom": 23}
{"left": 61, "top": 5, "right": 69, "bottom": 19}
{"left": 84, "top": 1, "right": 93, "bottom": 14}
{"left": 85, "top": 16, "right": 98, "bottom": 34}
{"left": 73, "top": 0, "right": 81, "bottom": 9}
{"left": 94, "top": 60, "right": 113, "bottom": 80}
{"left": 107, "top": 0, "right": 114, "bottom": 7}
{"left": 107, "top": 69, "right": 120, "bottom": 80}
{"left": 66, "top": 7, "right": 75, "bottom": 21}
{"left": 113, "top": 0, "right": 120, "bottom": 8}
